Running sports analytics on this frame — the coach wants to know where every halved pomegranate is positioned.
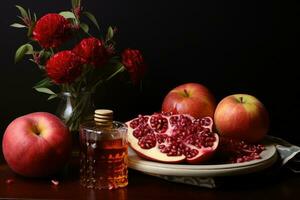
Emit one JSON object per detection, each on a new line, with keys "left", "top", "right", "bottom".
{"left": 126, "top": 112, "right": 219, "bottom": 164}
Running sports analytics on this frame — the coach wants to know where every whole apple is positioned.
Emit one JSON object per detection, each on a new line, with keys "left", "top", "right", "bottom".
{"left": 162, "top": 83, "right": 216, "bottom": 118}
{"left": 2, "top": 112, "right": 72, "bottom": 177}
{"left": 214, "top": 94, "right": 269, "bottom": 143}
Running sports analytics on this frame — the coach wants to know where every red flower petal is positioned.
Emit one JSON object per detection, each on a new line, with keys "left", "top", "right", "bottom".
{"left": 33, "top": 13, "right": 72, "bottom": 48}
{"left": 46, "top": 50, "right": 83, "bottom": 84}
{"left": 121, "top": 49, "right": 147, "bottom": 84}
{"left": 73, "top": 37, "right": 111, "bottom": 68}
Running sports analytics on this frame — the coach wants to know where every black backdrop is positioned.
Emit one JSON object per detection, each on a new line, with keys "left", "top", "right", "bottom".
{"left": 0, "top": 1, "right": 299, "bottom": 143}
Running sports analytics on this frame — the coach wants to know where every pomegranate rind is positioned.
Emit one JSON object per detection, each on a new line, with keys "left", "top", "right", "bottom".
{"left": 186, "top": 133, "right": 219, "bottom": 164}
{"left": 128, "top": 127, "right": 186, "bottom": 163}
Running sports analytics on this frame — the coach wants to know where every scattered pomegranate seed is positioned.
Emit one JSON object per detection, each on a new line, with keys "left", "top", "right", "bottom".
{"left": 6, "top": 178, "right": 15, "bottom": 184}
{"left": 218, "top": 137, "right": 265, "bottom": 163}
{"left": 51, "top": 180, "right": 59, "bottom": 186}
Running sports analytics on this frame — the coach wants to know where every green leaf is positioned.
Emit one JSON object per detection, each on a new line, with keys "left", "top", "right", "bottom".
{"left": 83, "top": 11, "right": 100, "bottom": 30}
{"left": 27, "top": 22, "right": 35, "bottom": 37}
{"left": 38, "top": 65, "right": 45, "bottom": 70}
{"left": 37, "top": 50, "right": 52, "bottom": 65}
{"left": 34, "top": 78, "right": 52, "bottom": 89}
{"left": 40, "top": 50, "right": 52, "bottom": 58}
{"left": 15, "top": 5, "right": 28, "bottom": 19}
{"left": 25, "top": 44, "right": 33, "bottom": 54}
{"left": 25, "top": 47, "right": 34, "bottom": 55}
{"left": 59, "top": 11, "right": 76, "bottom": 19}
{"left": 107, "top": 26, "right": 114, "bottom": 41}
{"left": 34, "top": 13, "right": 37, "bottom": 22}
{"left": 80, "top": 23, "right": 89, "bottom": 33}
{"left": 71, "top": 0, "right": 76, "bottom": 8}
{"left": 10, "top": 23, "right": 26, "bottom": 28}
{"left": 27, "top": 9, "right": 31, "bottom": 21}
{"left": 72, "top": 0, "right": 80, "bottom": 8}
{"left": 34, "top": 87, "right": 55, "bottom": 95}
{"left": 14, "top": 44, "right": 33, "bottom": 63}
{"left": 48, "top": 94, "right": 58, "bottom": 100}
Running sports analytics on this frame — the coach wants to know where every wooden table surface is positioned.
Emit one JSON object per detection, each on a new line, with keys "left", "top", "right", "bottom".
{"left": 0, "top": 154, "right": 299, "bottom": 200}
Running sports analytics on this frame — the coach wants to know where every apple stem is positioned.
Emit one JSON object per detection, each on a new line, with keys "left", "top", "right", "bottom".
{"left": 240, "top": 96, "right": 244, "bottom": 103}
{"left": 183, "top": 89, "right": 189, "bottom": 97}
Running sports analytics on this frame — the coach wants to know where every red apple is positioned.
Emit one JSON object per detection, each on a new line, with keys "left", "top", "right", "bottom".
{"left": 214, "top": 94, "right": 269, "bottom": 143}
{"left": 2, "top": 112, "right": 72, "bottom": 177}
{"left": 162, "top": 83, "right": 216, "bottom": 118}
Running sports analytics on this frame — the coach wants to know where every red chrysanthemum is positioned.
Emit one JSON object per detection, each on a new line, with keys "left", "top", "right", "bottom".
{"left": 33, "top": 13, "right": 72, "bottom": 48}
{"left": 73, "top": 37, "right": 111, "bottom": 68}
{"left": 46, "top": 51, "right": 83, "bottom": 84}
{"left": 121, "top": 49, "right": 147, "bottom": 84}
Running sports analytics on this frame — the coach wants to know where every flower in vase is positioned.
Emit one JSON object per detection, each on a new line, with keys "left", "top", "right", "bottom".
{"left": 33, "top": 13, "right": 72, "bottom": 48}
{"left": 12, "top": 1, "right": 148, "bottom": 132}
{"left": 121, "top": 49, "right": 147, "bottom": 84}
{"left": 73, "top": 37, "right": 112, "bottom": 68}
{"left": 46, "top": 51, "right": 83, "bottom": 84}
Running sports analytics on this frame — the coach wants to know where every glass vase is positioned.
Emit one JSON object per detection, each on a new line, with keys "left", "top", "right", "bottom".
{"left": 56, "top": 91, "right": 95, "bottom": 134}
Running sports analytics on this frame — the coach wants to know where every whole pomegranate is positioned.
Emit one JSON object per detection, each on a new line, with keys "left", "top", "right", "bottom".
{"left": 126, "top": 112, "right": 219, "bottom": 164}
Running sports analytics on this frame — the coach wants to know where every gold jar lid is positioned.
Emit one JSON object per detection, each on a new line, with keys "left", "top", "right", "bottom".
{"left": 94, "top": 109, "right": 113, "bottom": 127}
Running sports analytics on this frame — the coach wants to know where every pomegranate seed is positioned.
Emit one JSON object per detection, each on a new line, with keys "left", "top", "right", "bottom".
{"left": 128, "top": 113, "right": 219, "bottom": 163}
{"left": 218, "top": 137, "right": 265, "bottom": 163}
{"left": 6, "top": 179, "right": 14, "bottom": 184}
{"left": 161, "top": 147, "right": 170, "bottom": 153}
{"left": 51, "top": 180, "right": 59, "bottom": 186}
{"left": 177, "top": 150, "right": 182, "bottom": 156}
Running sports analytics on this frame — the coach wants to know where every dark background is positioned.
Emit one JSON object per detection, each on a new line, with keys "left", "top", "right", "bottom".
{"left": 0, "top": 1, "right": 299, "bottom": 143}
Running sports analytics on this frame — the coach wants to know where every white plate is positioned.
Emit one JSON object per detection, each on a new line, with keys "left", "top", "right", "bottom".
{"left": 128, "top": 141, "right": 278, "bottom": 177}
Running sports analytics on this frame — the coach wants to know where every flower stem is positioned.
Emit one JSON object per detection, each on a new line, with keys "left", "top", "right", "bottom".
{"left": 106, "top": 65, "right": 125, "bottom": 81}
{"left": 90, "top": 65, "right": 125, "bottom": 93}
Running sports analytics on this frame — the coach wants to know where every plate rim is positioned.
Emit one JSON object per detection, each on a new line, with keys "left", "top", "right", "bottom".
{"left": 128, "top": 141, "right": 278, "bottom": 176}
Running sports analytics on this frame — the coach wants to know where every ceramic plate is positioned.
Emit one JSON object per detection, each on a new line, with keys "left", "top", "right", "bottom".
{"left": 128, "top": 141, "right": 278, "bottom": 177}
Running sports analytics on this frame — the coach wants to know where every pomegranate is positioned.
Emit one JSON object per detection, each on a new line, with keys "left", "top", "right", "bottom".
{"left": 217, "top": 137, "right": 265, "bottom": 163}
{"left": 126, "top": 113, "right": 219, "bottom": 164}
